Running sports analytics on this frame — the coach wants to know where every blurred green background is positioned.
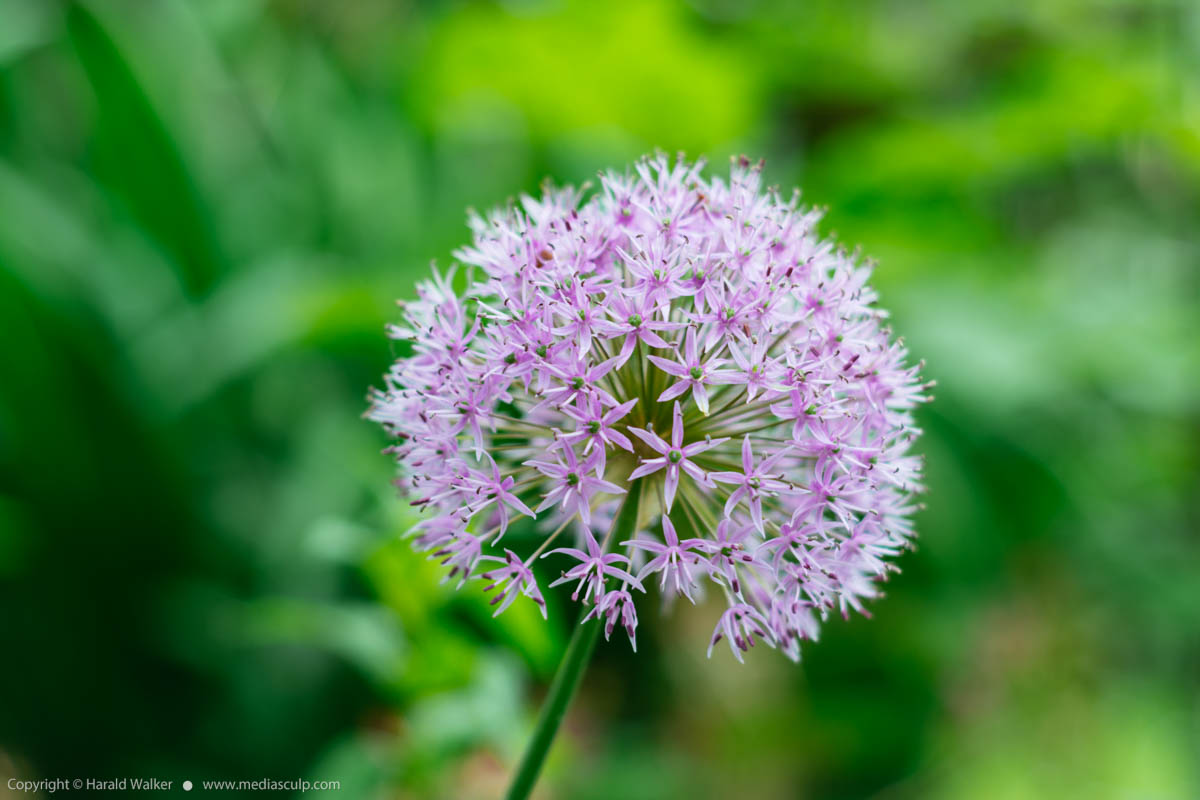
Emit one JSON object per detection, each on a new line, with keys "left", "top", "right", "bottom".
{"left": 1, "top": 0, "right": 1197, "bottom": 798}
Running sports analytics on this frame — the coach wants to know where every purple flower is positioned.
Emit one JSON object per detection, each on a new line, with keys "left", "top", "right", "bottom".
{"left": 646, "top": 327, "right": 724, "bottom": 414}
{"left": 594, "top": 292, "right": 683, "bottom": 362}
{"left": 371, "top": 154, "right": 929, "bottom": 661}
{"left": 467, "top": 456, "right": 537, "bottom": 538}
{"left": 583, "top": 587, "right": 640, "bottom": 651}
{"left": 552, "top": 283, "right": 604, "bottom": 353}
{"left": 710, "top": 335, "right": 781, "bottom": 402}
{"left": 480, "top": 549, "right": 547, "bottom": 618}
{"left": 526, "top": 446, "right": 625, "bottom": 526}
{"left": 546, "top": 531, "right": 644, "bottom": 604}
{"left": 694, "top": 519, "right": 762, "bottom": 595}
{"left": 709, "top": 436, "right": 792, "bottom": 533}
{"left": 623, "top": 515, "right": 706, "bottom": 603}
{"left": 708, "top": 603, "right": 774, "bottom": 663}
{"left": 540, "top": 356, "right": 622, "bottom": 410}
{"left": 560, "top": 396, "right": 637, "bottom": 475}
{"left": 699, "top": 285, "right": 760, "bottom": 351}
{"left": 627, "top": 401, "right": 727, "bottom": 512}
{"left": 431, "top": 529, "right": 484, "bottom": 588}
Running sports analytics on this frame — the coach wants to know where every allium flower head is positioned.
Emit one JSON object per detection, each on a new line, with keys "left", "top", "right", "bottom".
{"left": 370, "top": 154, "right": 930, "bottom": 662}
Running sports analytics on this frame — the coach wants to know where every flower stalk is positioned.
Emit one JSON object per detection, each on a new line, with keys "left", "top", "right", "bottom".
{"left": 504, "top": 481, "right": 643, "bottom": 800}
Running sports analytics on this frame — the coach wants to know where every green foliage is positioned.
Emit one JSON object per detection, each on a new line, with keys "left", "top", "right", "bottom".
{"left": 0, "top": 0, "right": 1196, "bottom": 798}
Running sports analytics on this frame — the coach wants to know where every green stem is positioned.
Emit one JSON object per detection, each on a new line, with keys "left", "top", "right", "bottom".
{"left": 504, "top": 482, "right": 643, "bottom": 800}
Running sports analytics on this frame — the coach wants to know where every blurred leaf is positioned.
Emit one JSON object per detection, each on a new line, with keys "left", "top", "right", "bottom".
{"left": 0, "top": 0, "right": 58, "bottom": 65}
{"left": 415, "top": 0, "right": 764, "bottom": 154}
{"left": 68, "top": 2, "right": 224, "bottom": 296}
{"left": 236, "top": 598, "right": 407, "bottom": 689}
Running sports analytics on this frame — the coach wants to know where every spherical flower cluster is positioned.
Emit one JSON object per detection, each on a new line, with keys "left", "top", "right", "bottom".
{"left": 369, "top": 154, "right": 929, "bottom": 662}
